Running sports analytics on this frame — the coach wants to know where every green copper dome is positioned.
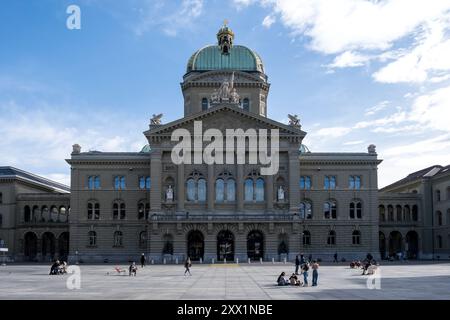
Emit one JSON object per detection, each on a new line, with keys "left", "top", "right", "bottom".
{"left": 186, "top": 45, "right": 265, "bottom": 73}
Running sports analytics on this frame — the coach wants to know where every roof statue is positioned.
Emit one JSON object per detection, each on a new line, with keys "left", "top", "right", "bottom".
{"left": 211, "top": 72, "right": 240, "bottom": 105}
{"left": 151, "top": 113, "right": 163, "bottom": 125}
{"left": 288, "top": 114, "right": 300, "bottom": 128}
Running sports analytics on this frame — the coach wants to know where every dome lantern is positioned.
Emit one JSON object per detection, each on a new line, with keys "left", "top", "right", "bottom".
{"left": 217, "top": 20, "right": 234, "bottom": 54}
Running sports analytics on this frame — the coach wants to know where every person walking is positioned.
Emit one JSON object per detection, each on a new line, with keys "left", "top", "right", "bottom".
{"left": 312, "top": 260, "right": 319, "bottom": 286}
{"left": 302, "top": 262, "right": 309, "bottom": 286}
{"left": 295, "top": 255, "right": 300, "bottom": 275}
{"left": 140, "top": 253, "right": 146, "bottom": 268}
{"left": 184, "top": 257, "right": 192, "bottom": 276}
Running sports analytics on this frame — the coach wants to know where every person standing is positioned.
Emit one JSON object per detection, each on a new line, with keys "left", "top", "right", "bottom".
{"left": 302, "top": 262, "right": 309, "bottom": 286}
{"left": 308, "top": 254, "right": 313, "bottom": 263}
{"left": 140, "top": 253, "right": 146, "bottom": 268}
{"left": 312, "top": 260, "right": 319, "bottom": 286}
{"left": 129, "top": 262, "right": 137, "bottom": 276}
{"left": 184, "top": 257, "right": 192, "bottom": 276}
{"left": 295, "top": 255, "right": 300, "bottom": 275}
{"left": 333, "top": 252, "right": 338, "bottom": 263}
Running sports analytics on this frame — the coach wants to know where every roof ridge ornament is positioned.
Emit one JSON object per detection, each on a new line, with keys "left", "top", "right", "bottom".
{"left": 288, "top": 114, "right": 301, "bottom": 128}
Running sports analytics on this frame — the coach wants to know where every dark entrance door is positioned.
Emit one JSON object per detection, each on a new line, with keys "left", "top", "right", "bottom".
{"left": 389, "top": 231, "right": 402, "bottom": 258}
{"left": 187, "top": 230, "right": 204, "bottom": 261}
{"left": 217, "top": 230, "right": 234, "bottom": 261}
{"left": 406, "top": 231, "right": 418, "bottom": 259}
{"left": 24, "top": 232, "right": 38, "bottom": 261}
{"left": 247, "top": 230, "right": 264, "bottom": 261}
{"left": 58, "top": 232, "right": 69, "bottom": 261}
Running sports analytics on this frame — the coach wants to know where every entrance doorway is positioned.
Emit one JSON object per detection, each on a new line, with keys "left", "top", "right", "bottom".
{"left": 247, "top": 230, "right": 264, "bottom": 261}
{"left": 187, "top": 230, "right": 204, "bottom": 261}
{"left": 217, "top": 230, "right": 234, "bottom": 261}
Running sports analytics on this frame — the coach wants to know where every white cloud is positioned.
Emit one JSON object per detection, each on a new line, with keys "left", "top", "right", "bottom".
{"left": 373, "top": 19, "right": 450, "bottom": 83}
{"left": 326, "top": 50, "right": 371, "bottom": 68}
{"left": 364, "top": 100, "right": 390, "bottom": 116}
{"left": 135, "top": 0, "right": 204, "bottom": 36}
{"left": 315, "top": 126, "right": 352, "bottom": 137}
{"left": 262, "top": 14, "right": 276, "bottom": 28}
{"left": 343, "top": 140, "right": 364, "bottom": 146}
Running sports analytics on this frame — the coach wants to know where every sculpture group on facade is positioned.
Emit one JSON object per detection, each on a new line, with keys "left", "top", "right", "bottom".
{"left": 211, "top": 72, "right": 240, "bottom": 104}
{"left": 151, "top": 113, "right": 163, "bottom": 125}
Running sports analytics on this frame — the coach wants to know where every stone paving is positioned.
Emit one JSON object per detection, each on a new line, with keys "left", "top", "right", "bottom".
{"left": 1, "top": 262, "right": 450, "bottom": 300}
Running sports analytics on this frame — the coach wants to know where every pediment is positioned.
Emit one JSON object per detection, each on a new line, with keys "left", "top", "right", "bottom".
{"left": 145, "top": 104, "right": 306, "bottom": 140}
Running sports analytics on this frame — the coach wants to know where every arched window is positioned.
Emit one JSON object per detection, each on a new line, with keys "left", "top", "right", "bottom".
{"left": 388, "top": 205, "right": 394, "bottom": 221}
{"left": 88, "top": 231, "right": 97, "bottom": 246}
{"left": 41, "top": 206, "right": 48, "bottom": 222}
{"left": 437, "top": 211, "right": 443, "bottom": 226}
{"left": 186, "top": 178, "right": 196, "bottom": 201}
{"left": 59, "top": 206, "right": 67, "bottom": 222}
{"left": 255, "top": 178, "right": 265, "bottom": 202}
{"left": 114, "top": 231, "right": 123, "bottom": 247}
{"left": 324, "top": 201, "right": 337, "bottom": 219}
{"left": 202, "top": 98, "right": 208, "bottom": 111}
{"left": 113, "top": 201, "right": 126, "bottom": 220}
{"left": 244, "top": 179, "right": 253, "bottom": 201}
{"left": 186, "top": 172, "right": 206, "bottom": 202}
{"left": 138, "top": 201, "right": 150, "bottom": 220}
{"left": 139, "top": 231, "right": 146, "bottom": 248}
{"left": 352, "top": 230, "right": 361, "bottom": 245}
{"left": 197, "top": 178, "right": 206, "bottom": 202}
{"left": 396, "top": 205, "right": 402, "bottom": 221}
{"left": 379, "top": 205, "right": 386, "bottom": 222}
{"left": 24, "top": 205, "right": 31, "bottom": 222}
{"left": 215, "top": 179, "right": 225, "bottom": 202}
{"left": 303, "top": 231, "right": 311, "bottom": 245}
{"left": 299, "top": 201, "right": 312, "bottom": 219}
{"left": 114, "top": 176, "right": 126, "bottom": 190}
{"left": 88, "top": 201, "right": 100, "bottom": 220}
{"left": 242, "top": 98, "right": 250, "bottom": 111}
{"left": 32, "top": 206, "right": 39, "bottom": 222}
{"left": 350, "top": 201, "right": 362, "bottom": 219}
{"left": 50, "top": 206, "right": 58, "bottom": 222}
{"left": 327, "top": 230, "right": 336, "bottom": 245}
{"left": 226, "top": 178, "right": 236, "bottom": 201}
{"left": 404, "top": 205, "right": 411, "bottom": 221}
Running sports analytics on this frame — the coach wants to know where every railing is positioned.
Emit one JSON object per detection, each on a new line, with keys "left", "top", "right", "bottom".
{"left": 151, "top": 214, "right": 294, "bottom": 222}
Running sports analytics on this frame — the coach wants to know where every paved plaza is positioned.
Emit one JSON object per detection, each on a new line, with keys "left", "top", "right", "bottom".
{"left": 1, "top": 262, "right": 450, "bottom": 300}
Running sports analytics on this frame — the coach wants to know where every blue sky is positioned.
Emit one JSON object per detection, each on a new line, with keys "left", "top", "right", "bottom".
{"left": 1, "top": 0, "right": 450, "bottom": 187}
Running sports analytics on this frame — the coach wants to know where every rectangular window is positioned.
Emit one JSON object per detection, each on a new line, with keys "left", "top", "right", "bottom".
{"left": 88, "top": 176, "right": 100, "bottom": 190}
{"left": 114, "top": 176, "right": 126, "bottom": 190}
{"left": 349, "top": 176, "right": 362, "bottom": 189}
{"left": 300, "top": 176, "right": 311, "bottom": 190}
{"left": 324, "top": 176, "right": 336, "bottom": 189}
{"left": 139, "top": 176, "right": 151, "bottom": 190}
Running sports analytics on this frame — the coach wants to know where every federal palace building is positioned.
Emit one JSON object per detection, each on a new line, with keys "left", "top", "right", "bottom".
{"left": 1, "top": 25, "right": 449, "bottom": 263}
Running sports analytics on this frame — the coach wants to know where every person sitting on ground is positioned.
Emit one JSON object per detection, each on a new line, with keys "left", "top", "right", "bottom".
{"left": 129, "top": 262, "right": 137, "bottom": 276}
{"left": 277, "top": 272, "right": 289, "bottom": 286}
{"left": 49, "top": 260, "right": 60, "bottom": 275}
{"left": 58, "top": 261, "right": 68, "bottom": 274}
{"left": 289, "top": 273, "right": 301, "bottom": 286}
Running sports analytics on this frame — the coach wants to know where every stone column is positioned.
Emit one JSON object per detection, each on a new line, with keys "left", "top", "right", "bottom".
{"left": 177, "top": 164, "right": 185, "bottom": 212}
{"left": 236, "top": 164, "right": 244, "bottom": 212}
{"left": 266, "top": 174, "right": 274, "bottom": 212}
{"left": 150, "top": 151, "right": 162, "bottom": 212}
{"left": 207, "top": 164, "right": 215, "bottom": 212}
{"left": 288, "top": 150, "right": 300, "bottom": 213}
